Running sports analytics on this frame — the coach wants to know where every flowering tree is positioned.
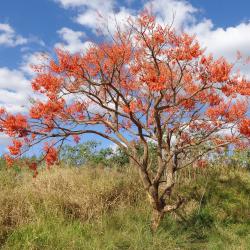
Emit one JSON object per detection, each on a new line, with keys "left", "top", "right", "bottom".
{"left": 0, "top": 12, "right": 250, "bottom": 231}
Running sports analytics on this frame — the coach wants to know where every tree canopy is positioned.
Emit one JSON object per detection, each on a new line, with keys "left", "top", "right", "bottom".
{"left": 0, "top": 11, "right": 249, "bottom": 230}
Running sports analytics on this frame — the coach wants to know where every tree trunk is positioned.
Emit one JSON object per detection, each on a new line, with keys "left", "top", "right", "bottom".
{"left": 151, "top": 209, "right": 164, "bottom": 233}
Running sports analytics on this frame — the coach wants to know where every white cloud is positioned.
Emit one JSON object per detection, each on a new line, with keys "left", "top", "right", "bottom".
{"left": 0, "top": 67, "right": 32, "bottom": 113}
{"left": 76, "top": 6, "right": 133, "bottom": 36}
{"left": 188, "top": 21, "right": 250, "bottom": 60}
{"left": 0, "top": 23, "right": 27, "bottom": 47}
{"left": 20, "top": 52, "right": 48, "bottom": 76}
{"left": 145, "top": 0, "right": 197, "bottom": 30}
{"left": 55, "top": 0, "right": 114, "bottom": 9}
{"left": 55, "top": 0, "right": 132, "bottom": 35}
{"left": 55, "top": 27, "right": 93, "bottom": 53}
{"left": 0, "top": 89, "right": 27, "bottom": 105}
{"left": 0, "top": 67, "right": 30, "bottom": 92}
{"left": 57, "top": 0, "right": 196, "bottom": 35}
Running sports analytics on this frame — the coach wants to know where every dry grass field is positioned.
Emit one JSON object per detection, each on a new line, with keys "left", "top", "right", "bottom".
{"left": 0, "top": 165, "right": 249, "bottom": 249}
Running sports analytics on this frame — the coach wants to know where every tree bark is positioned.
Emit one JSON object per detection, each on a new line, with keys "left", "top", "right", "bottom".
{"left": 151, "top": 209, "right": 164, "bottom": 233}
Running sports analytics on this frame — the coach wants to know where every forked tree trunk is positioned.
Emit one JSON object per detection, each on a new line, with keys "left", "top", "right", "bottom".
{"left": 132, "top": 157, "right": 179, "bottom": 232}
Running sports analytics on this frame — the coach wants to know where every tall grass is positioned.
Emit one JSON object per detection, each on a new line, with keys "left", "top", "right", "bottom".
{"left": 0, "top": 164, "right": 249, "bottom": 249}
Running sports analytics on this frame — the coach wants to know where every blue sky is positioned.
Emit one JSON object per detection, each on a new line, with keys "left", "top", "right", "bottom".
{"left": 190, "top": 0, "right": 250, "bottom": 27}
{"left": 1, "top": 0, "right": 250, "bottom": 153}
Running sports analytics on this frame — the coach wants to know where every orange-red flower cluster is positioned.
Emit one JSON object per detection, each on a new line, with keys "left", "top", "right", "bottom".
{"left": 4, "top": 155, "right": 14, "bottom": 166}
{"left": 28, "top": 162, "right": 38, "bottom": 178}
{"left": 0, "top": 113, "right": 28, "bottom": 137}
{"left": 240, "top": 119, "right": 250, "bottom": 137}
{"left": 32, "top": 73, "right": 62, "bottom": 95}
{"left": 30, "top": 99, "right": 65, "bottom": 121}
{"left": 8, "top": 139, "right": 23, "bottom": 156}
{"left": 44, "top": 144, "right": 58, "bottom": 166}
{"left": 171, "top": 34, "right": 203, "bottom": 61}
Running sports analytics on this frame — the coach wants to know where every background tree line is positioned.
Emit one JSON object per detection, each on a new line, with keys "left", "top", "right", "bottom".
{"left": 1, "top": 141, "right": 249, "bottom": 171}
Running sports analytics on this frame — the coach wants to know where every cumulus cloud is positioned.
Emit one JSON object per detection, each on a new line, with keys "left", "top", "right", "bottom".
{"left": 55, "top": 27, "right": 93, "bottom": 53}
{"left": 20, "top": 52, "right": 49, "bottom": 76}
{"left": 55, "top": 0, "right": 132, "bottom": 35}
{"left": 75, "top": 3, "right": 123, "bottom": 33}
{"left": 55, "top": 0, "right": 114, "bottom": 9}
{"left": 188, "top": 21, "right": 250, "bottom": 60}
{"left": 0, "top": 67, "right": 32, "bottom": 113}
{"left": 145, "top": 0, "right": 197, "bottom": 30}
{"left": 0, "top": 23, "right": 27, "bottom": 47}
{"left": 55, "top": 0, "right": 197, "bottom": 35}
{"left": 0, "top": 67, "right": 30, "bottom": 92}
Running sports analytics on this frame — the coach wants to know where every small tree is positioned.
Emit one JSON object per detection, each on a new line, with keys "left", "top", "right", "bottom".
{"left": 60, "top": 141, "right": 102, "bottom": 166}
{"left": 0, "top": 12, "right": 249, "bottom": 231}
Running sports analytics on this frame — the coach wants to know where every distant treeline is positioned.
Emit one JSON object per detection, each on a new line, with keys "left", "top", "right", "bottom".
{"left": 0, "top": 140, "right": 250, "bottom": 170}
